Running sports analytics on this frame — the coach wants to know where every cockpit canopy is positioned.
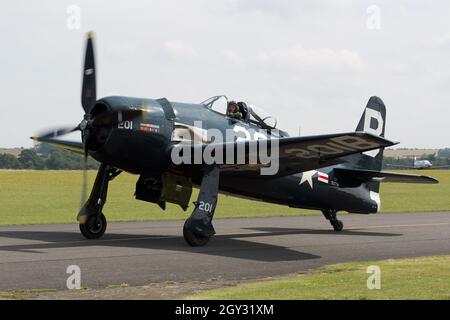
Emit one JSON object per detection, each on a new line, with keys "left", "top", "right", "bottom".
{"left": 201, "top": 95, "right": 278, "bottom": 129}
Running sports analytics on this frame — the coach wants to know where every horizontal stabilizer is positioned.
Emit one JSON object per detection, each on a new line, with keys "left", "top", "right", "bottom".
{"left": 334, "top": 168, "right": 438, "bottom": 184}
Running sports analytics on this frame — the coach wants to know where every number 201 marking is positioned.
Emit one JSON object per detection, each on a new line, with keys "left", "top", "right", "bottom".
{"left": 198, "top": 201, "right": 213, "bottom": 213}
{"left": 118, "top": 121, "right": 133, "bottom": 130}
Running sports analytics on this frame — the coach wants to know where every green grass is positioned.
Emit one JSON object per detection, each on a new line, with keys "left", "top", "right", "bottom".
{"left": 0, "top": 170, "right": 313, "bottom": 225}
{"left": 0, "top": 289, "right": 57, "bottom": 300}
{"left": 0, "top": 169, "right": 449, "bottom": 225}
{"left": 380, "top": 170, "right": 450, "bottom": 212}
{"left": 186, "top": 255, "right": 450, "bottom": 300}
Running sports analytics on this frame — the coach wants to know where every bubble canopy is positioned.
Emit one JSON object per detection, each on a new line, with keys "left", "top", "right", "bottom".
{"left": 201, "top": 95, "right": 278, "bottom": 129}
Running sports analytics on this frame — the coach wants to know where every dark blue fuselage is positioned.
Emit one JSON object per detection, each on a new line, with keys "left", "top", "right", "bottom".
{"left": 89, "top": 96, "right": 379, "bottom": 214}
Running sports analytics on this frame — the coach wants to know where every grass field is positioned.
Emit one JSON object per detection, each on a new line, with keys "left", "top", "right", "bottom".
{"left": 187, "top": 255, "right": 450, "bottom": 300}
{"left": 0, "top": 169, "right": 449, "bottom": 225}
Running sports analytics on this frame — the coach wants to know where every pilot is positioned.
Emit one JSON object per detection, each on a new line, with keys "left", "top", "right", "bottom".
{"left": 227, "top": 101, "right": 243, "bottom": 120}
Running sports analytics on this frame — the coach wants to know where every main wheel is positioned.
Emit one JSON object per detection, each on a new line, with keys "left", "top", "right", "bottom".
{"left": 332, "top": 219, "right": 344, "bottom": 232}
{"left": 183, "top": 219, "right": 211, "bottom": 247}
{"left": 80, "top": 213, "right": 107, "bottom": 239}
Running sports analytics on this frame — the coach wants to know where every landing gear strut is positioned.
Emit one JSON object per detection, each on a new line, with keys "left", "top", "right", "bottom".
{"left": 321, "top": 209, "right": 344, "bottom": 231}
{"left": 78, "top": 163, "right": 121, "bottom": 239}
{"left": 183, "top": 166, "right": 219, "bottom": 247}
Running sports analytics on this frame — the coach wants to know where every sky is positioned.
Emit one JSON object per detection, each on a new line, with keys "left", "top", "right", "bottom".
{"left": 1, "top": 0, "right": 449, "bottom": 148}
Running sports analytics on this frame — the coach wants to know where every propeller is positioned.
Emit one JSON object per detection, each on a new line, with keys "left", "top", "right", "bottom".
{"left": 80, "top": 32, "right": 96, "bottom": 206}
{"left": 33, "top": 32, "right": 141, "bottom": 212}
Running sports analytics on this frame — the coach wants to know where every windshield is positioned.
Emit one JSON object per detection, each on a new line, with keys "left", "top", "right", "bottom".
{"left": 247, "top": 104, "right": 277, "bottom": 128}
{"left": 201, "top": 95, "right": 228, "bottom": 114}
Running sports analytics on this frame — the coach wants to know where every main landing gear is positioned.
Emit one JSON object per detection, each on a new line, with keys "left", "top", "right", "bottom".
{"left": 78, "top": 163, "right": 121, "bottom": 239}
{"left": 80, "top": 212, "right": 107, "bottom": 239}
{"left": 183, "top": 165, "right": 220, "bottom": 247}
{"left": 321, "top": 209, "right": 344, "bottom": 231}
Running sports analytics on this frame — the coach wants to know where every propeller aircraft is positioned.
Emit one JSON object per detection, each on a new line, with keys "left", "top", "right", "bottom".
{"left": 33, "top": 32, "right": 438, "bottom": 246}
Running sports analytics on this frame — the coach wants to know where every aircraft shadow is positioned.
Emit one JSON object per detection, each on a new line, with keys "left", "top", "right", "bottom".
{"left": 0, "top": 227, "right": 401, "bottom": 262}
{"left": 241, "top": 227, "right": 401, "bottom": 237}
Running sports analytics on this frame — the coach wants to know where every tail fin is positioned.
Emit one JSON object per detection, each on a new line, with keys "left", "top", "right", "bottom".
{"left": 344, "top": 97, "right": 387, "bottom": 194}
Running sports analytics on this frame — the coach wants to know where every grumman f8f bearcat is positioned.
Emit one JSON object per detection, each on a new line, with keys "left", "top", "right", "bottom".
{"left": 33, "top": 33, "right": 438, "bottom": 246}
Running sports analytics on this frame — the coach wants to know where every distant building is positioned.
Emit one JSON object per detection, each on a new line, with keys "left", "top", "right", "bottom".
{"left": 0, "top": 148, "right": 24, "bottom": 157}
{"left": 384, "top": 149, "right": 439, "bottom": 159}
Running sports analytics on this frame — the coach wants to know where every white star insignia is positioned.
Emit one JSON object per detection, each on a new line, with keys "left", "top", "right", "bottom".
{"left": 299, "top": 170, "right": 317, "bottom": 189}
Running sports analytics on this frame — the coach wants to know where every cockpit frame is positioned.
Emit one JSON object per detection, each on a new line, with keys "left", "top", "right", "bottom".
{"left": 201, "top": 95, "right": 278, "bottom": 130}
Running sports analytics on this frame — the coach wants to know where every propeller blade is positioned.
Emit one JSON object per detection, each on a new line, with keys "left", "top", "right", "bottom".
{"left": 80, "top": 120, "right": 91, "bottom": 209}
{"left": 92, "top": 109, "right": 142, "bottom": 127}
{"left": 80, "top": 154, "right": 87, "bottom": 204}
{"left": 81, "top": 31, "right": 96, "bottom": 113}
{"left": 34, "top": 126, "right": 79, "bottom": 139}
{"left": 80, "top": 152, "right": 89, "bottom": 211}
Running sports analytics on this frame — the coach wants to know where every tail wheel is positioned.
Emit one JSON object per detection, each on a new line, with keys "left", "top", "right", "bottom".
{"left": 80, "top": 213, "right": 107, "bottom": 239}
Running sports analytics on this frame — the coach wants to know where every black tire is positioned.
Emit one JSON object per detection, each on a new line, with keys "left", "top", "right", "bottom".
{"left": 80, "top": 213, "right": 107, "bottom": 239}
{"left": 183, "top": 219, "right": 211, "bottom": 247}
{"left": 332, "top": 219, "right": 344, "bottom": 232}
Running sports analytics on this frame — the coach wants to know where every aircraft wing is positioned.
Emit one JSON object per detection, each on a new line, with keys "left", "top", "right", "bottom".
{"left": 170, "top": 131, "right": 397, "bottom": 177}
{"left": 31, "top": 136, "right": 84, "bottom": 155}
{"left": 333, "top": 168, "right": 438, "bottom": 184}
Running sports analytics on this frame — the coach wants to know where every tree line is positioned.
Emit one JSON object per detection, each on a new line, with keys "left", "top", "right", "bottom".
{"left": 1, "top": 146, "right": 449, "bottom": 170}
{"left": 0, "top": 145, "right": 99, "bottom": 170}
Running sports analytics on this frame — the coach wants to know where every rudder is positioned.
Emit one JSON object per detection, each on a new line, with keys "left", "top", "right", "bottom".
{"left": 349, "top": 96, "right": 386, "bottom": 172}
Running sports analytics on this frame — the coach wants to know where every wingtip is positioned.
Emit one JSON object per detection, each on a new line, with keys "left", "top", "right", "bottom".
{"left": 418, "top": 174, "right": 439, "bottom": 184}
{"left": 429, "top": 177, "right": 439, "bottom": 184}
{"left": 354, "top": 131, "right": 397, "bottom": 147}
